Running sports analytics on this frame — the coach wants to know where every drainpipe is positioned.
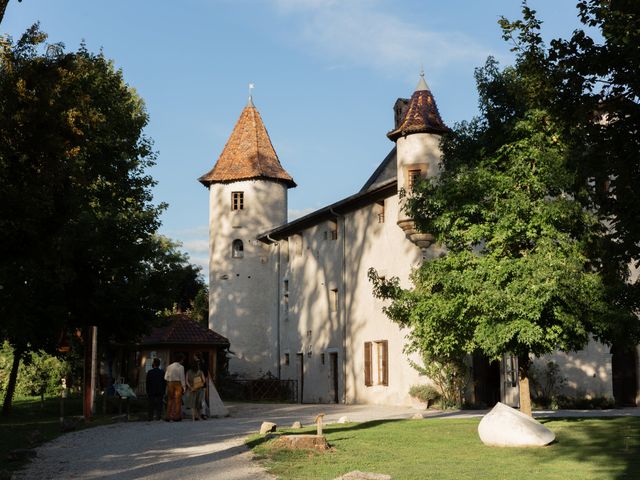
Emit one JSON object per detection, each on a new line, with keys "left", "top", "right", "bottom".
{"left": 329, "top": 208, "right": 347, "bottom": 404}
{"left": 267, "top": 234, "right": 281, "bottom": 379}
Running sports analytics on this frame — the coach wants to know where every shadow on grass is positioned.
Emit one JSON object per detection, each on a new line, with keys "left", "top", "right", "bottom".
{"left": 532, "top": 417, "right": 640, "bottom": 480}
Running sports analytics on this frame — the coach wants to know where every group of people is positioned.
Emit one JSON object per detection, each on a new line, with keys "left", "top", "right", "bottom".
{"left": 145, "top": 353, "right": 208, "bottom": 421}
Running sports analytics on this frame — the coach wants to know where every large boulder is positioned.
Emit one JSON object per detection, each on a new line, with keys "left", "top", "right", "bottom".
{"left": 478, "top": 402, "right": 555, "bottom": 447}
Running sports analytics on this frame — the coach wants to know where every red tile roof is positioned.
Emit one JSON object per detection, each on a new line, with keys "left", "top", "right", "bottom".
{"left": 387, "top": 86, "right": 449, "bottom": 141}
{"left": 198, "top": 102, "right": 296, "bottom": 188}
{"left": 140, "top": 314, "right": 229, "bottom": 346}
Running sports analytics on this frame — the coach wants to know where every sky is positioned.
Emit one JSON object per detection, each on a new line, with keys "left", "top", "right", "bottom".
{"left": 2, "top": 0, "right": 591, "bottom": 276}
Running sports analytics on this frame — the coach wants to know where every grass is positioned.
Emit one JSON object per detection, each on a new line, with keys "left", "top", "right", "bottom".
{"left": 0, "top": 393, "right": 149, "bottom": 478}
{"left": 248, "top": 417, "right": 640, "bottom": 480}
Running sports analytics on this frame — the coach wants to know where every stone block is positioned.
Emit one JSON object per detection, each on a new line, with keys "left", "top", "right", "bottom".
{"left": 411, "top": 413, "right": 424, "bottom": 420}
{"left": 337, "top": 415, "right": 349, "bottom": 424}
{"left": 478, "top": 402, "right": 555, "bottom": 447}
{"left": 291, "top": 421, "right": 302, "bottom": 429}
{"left": 274, "top": 434, "right": 329, "bottom": 451}
{"left": 260, "top": 421, "right": 277, "bottom": 434}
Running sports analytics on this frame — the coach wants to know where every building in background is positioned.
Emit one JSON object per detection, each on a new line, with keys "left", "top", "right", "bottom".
{"left": 199, "top": 75, "right": 639, "bottom": 408}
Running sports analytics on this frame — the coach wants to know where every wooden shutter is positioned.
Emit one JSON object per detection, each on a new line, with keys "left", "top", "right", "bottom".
{"left": 364, "top": 342, "right": 372, "bottom": 386}
{"left": 381, "top": 340, "right": 389, "bottom": 386}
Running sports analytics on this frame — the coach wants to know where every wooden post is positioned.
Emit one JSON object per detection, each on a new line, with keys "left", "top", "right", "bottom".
{"left": 315, "top": 413, "right": 325, "bottom": 436}
{"left": 83, "top": 326, "right": 98, "bottom": 421}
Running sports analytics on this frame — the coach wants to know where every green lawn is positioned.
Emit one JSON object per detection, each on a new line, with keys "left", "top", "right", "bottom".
{"left": 248, "top": 417, "right": 640, "bottom": 480}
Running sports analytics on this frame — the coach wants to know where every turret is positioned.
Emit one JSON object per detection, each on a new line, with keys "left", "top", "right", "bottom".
{"left": 199, "top": 93, "right": 295, "bottom": 378}
{"left": 387, "top": 71, "right": 449, "bottom": 249}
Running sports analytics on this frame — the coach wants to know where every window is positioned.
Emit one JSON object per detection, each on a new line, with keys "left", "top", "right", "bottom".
{"left": 283, "top": 280, "right": 289, "bottom": 319}
{"left": 330, "top": 289, "right": 338, "bottom": 312}
{"left": 408, "top": 169, "right": 422, "bottom": 190}
{"left": 231, "top": 191, "right": 244, "bottom": 210}
{"left": 376, "top": 200, "right": 385, "bottom": 223}
{"left": 232, "top": 239, "right": 244, "bottom": 258}
{"left": 284, "top": 353, "right": 290, "bottom": 366}
{"left": 321, "top": 353, "right": 326, "bottom": 365}
{"left": 329, "top": 220, "right": 338, "bottom": 240}
{"left": 364, "top": 340, "right": 388, "bottom": 387}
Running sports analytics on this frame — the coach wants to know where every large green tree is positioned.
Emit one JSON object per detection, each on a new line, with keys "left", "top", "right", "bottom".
{"left": 0, "top": 26, "right": 165, "bottom": 415}
{"left": 370, "top": 5, "right": 633, "bottom": 416}
{"left": 545, "top": 0, "right": 640, "bottom": 345}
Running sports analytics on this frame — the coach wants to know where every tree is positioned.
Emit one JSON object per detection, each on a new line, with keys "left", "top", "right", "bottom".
{"left": 545, "top": 0, "right": 640, "bottom": 347}
{"left": 0, "top": 0, "right": 22, "bottom": 26}
{"left": 0, "top": 25, "right": 164, "bottom": 415}
{"left": 370, "top": 7, "right": 618, "bottom": 416}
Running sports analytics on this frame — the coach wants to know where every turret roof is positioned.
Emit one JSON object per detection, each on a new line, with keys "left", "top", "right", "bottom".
{"left": 198, "top": 100, "right": 296, "bottom": 187}
{"left": 387, "top": 73, "right": 449, "bottom": 141}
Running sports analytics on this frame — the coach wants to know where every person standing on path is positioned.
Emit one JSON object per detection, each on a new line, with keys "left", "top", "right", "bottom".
{"left": 146, "top": 358, "right": 166, "bottom": 421}
{"left": 164, "top": 353, "right": 186, "bottom": 421}
{"left": 186, "top": 359, "right": 206, "bottom": 420}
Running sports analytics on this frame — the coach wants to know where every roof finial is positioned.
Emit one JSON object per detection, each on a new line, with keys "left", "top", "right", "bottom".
{"left": 248, "top": 82, "right": 255, "bottom": 107}
{"left": 415, "top": 67, "right": 430, "bottom": 92}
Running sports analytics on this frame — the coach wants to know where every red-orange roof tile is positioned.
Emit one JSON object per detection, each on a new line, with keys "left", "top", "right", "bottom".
{"left": 387, "top": 87, "right": 449, "bottom": 141}
{"left": 199, "top": 103, "right": 296, "bottom": 187}
{"left": 140, "top": 314, "right": 229, "bottom": 346}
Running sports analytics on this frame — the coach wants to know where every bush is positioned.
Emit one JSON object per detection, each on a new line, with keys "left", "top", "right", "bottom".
{"left": 410, "top": 354, "right": 468, "bottom": 408}
{"left": 409, "top": 384, "right": 441, "bottom": 407}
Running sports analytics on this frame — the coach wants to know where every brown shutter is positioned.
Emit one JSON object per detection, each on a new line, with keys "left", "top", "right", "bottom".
{"left": 364, "top": 342, "right": 372, "bottom": 386}
{"left": 381, "top": 341, "right": 389, "bottom": 386}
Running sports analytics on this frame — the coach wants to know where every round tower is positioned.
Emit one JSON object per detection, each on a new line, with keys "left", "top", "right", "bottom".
{"left": 199, "top": 95, "right": 295, "bottom": 378}
{"left": 387, "top": 72, "right": 449, "bottom": 249}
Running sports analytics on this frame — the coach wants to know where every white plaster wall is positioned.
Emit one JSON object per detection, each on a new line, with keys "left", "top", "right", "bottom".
{"left": 278, "top": 220, "right": 344, "bottom": 403}
{"left": 277, "top": 195, "right": 446, "bottom": 406}
{"left": 208, "top": 179, "right": 287, "bottom": 378}
{"left": 532, "top": 339, "right": 614, "bottom": 399}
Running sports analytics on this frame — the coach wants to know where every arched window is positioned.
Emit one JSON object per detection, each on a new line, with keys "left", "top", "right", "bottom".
{"left": 232, "top": 239, "right": 244, "bottom": 258}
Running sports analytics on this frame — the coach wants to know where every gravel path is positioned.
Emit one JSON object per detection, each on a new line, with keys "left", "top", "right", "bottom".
{"left": 13, "top": 403, "right": 639, "bottom": 479}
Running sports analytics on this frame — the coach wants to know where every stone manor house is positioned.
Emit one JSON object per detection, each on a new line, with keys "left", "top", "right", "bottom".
{"left": 198, "top": 75, "right": 639, "bottom": 408}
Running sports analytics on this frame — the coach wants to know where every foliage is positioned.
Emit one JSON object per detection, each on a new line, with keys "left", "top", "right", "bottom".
{"left": 191, "top": 285, "right": 210, "bottom": 327}
{"left": 369, "top": 2, "right": 640, "bottom": 415}
{"left": 16, "top": 350, "right": 66, "bottom": 401}
{"left": 545, "top": 0, "right": 640, "bottom": 347}
{"left": 249, "top": 417, "right": 640, "bottom": 480}
{"left": 408, "top": 384, "right": 440, "bottom": 406}
{"left": 409, "top": 354, "right": 467, "bottom": 408}
{"left": 529, "top": 360, "right": 566, "bottom": 408}
{"left": 0, "top": 25, "right": 205, "bottom": 414}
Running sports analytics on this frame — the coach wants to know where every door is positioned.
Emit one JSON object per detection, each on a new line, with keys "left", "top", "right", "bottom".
{"left": 472, "top": 352, "right": 501, "bottom": 407}
{"left": 501, "top": 354, "right": 520, "bottom": 407}
{"left": 296, "top": 353, "right": 304, "bottom": 403}
{"left": 329, "top": 352, "right": 339, "bottom": 403}
{"left": 612, "top": 345, "right": 638, "bottom": 407}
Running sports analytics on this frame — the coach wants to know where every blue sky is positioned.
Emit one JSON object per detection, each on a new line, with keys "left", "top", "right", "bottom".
{"left": 3, "top": 0, "right": 588, "bottom": 275}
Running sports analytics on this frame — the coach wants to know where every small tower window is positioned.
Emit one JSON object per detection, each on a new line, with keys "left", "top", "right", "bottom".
{"left": 376, "top": 200, "right": 385, "bottom": 223}
{"left": 408, "top": 169, "right": 422, "bottom": 191}
{"left": 232, "top": 239, "right": 244, "bottom": 258}
{"left": 231, "top": 191, "right": 244, "bottom": 210}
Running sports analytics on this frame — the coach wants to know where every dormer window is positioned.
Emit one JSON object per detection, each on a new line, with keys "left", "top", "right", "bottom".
{"left": 232, "top": 239, "right": 244, "bottom": 258}
{"left": 231, "top": 191, "right": 244, "bottom": 210}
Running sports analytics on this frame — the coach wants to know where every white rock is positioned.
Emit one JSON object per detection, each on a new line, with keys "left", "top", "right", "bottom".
{"left": 291, "top": 421, "right": 302, "bottom": 429}
{"left": 259, "top": 421, "right": 277, "bottom": 434}
{"left": 478, "top": 402, "right": 555, "bottom": 447}
{"left": 337, "top": 416, "right": 349, "bottom": 424}
{"left": 411, "top": 413, "right": 424, "bottom": 420}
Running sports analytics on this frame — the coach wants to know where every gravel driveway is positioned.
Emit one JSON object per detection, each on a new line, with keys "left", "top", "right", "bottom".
{"left": 14, "top": 403, "right": 638, "bottom": 480}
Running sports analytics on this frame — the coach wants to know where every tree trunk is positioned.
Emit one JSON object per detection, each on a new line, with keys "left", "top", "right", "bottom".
{"left": 0, "top": 1, "right": 9, "bottom": 25}
{"left": 518, "top": 354, "right": 532, "bottom": 417}
{"left": 1, "top": 347, "right": 23, "bottom": 417}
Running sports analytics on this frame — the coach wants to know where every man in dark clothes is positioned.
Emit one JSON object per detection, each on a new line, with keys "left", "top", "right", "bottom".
{"left": 146, "top": 358, "right": 166, "bottom": 421}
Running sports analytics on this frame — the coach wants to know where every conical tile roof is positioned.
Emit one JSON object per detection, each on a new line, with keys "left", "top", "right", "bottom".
{"left": 387, "top": 75, "right": 449, "bottom": 141}
{"left": 199, "top": 101, "right": 296, "bottom": 187}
